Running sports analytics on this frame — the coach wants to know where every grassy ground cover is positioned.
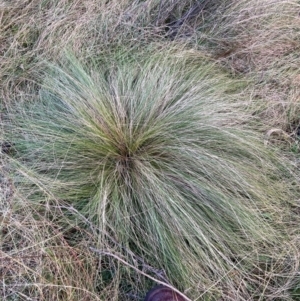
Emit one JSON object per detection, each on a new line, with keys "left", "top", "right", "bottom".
{"left": 1, "top": 1, "right": 300, "bottom": 300}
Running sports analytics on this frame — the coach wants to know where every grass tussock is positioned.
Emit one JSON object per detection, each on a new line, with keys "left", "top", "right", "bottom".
{"left": 2, "top": 50, "right": 300, "bottom": 300}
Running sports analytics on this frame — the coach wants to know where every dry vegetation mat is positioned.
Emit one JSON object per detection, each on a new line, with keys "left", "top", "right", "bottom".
{"left": 1, "top": 1, "right": 300, "bottom": 300}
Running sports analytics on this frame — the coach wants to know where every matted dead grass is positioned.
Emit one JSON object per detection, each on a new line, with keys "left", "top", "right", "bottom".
{"left": 1, "top": 1, "right": 300, "bottom": 300}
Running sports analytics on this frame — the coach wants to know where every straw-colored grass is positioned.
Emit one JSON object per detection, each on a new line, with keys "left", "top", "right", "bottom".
{"left": 1, "top": 0, "right": 300, "bottom": 300}
{"left": 202, "top": 0, "right": 300, "bottom": 136}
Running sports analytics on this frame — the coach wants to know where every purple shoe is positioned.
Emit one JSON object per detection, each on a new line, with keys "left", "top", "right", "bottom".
{"left": 144, "top": 285, "right": 187, "bottom": 301}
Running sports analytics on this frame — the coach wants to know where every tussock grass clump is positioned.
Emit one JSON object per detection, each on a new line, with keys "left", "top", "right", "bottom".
{"left": 4, "top": 50, "right": 298, "bottom": 299}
